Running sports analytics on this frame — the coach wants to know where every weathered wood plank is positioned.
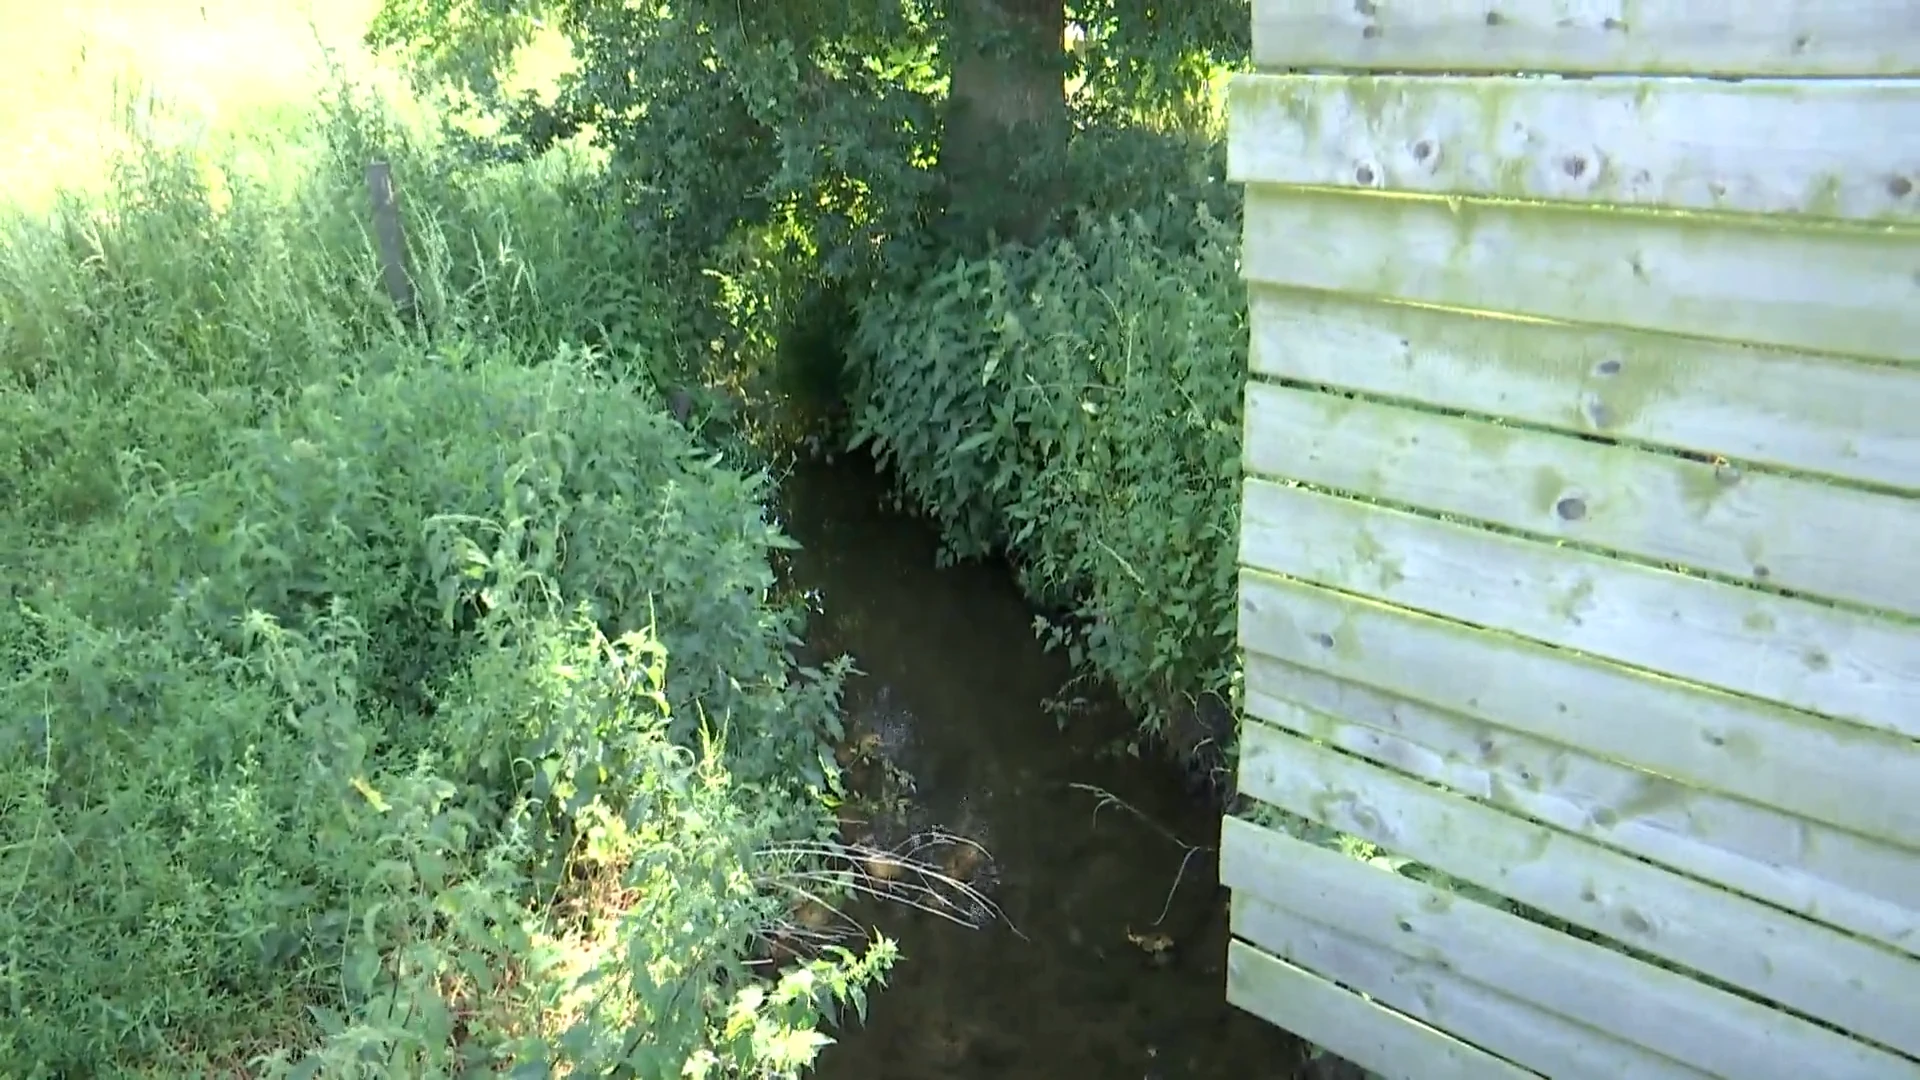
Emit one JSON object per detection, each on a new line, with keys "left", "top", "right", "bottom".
{"left": 1237, "top": 718, "right": 1920, "bottom": 1056}
{"left": 1221, "top": 817, "right": 1920, "bottom": 1080}
{"left": 1241, "top": 478, "right": 1920, "bottom": 737}
{"left": 1242, "top": 381, "right": 1920, "bottom": 617}
{"left": 364, "top": 160, "right": 416, "bottom": 321}
{"left": 1229, "top": 74, "right": 1920, "bottom": 222}
{"left": 1246, "top": 286, "right": 1920, "bottom": 493}
{"left": 1232, "top": 900, "right": 1705, "bottom": 1079}
{"left": 1249, "top": 0, "right": 1920, "bottom": 76}
{"left": 1237, "top": 568, "right": 1920, "bottom": 849}
{"left": 1234, "top": 898, "right": 1715, "bottom": 1080}
{"left": 1244, "top": 652, "right": 1920, "bottom": 957}
{"left": 1241, "top": 185, "right": 1920, "bottom": 365}
{"left": 1227, "top": 939, "right": 1541, "bottom": 1080}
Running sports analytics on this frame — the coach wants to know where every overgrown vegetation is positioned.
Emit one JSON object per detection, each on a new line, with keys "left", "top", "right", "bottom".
{"left": 0, "top": 15, "right": 894, "bottom": 1073}
{"left": 2, "top": 0, "right": 1267, "bottom": 1071}
{"left": 368, "top": 0, "right": 1255, "bottom": 787}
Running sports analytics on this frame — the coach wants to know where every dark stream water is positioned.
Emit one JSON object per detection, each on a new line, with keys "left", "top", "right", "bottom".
{"left": 776, "top": 457, "right": 1309, "bottom": 1079}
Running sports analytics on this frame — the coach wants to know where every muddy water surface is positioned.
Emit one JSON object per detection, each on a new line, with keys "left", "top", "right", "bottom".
{"left": 778, "top": 457, "right": 1307, "bottom": 1079}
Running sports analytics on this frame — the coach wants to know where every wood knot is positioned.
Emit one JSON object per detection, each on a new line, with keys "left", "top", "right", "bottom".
{"left": 1354, "top": 163, "right": 1378, "bottom": 186}
{"left": 1562, "top": 155, "right": 1588, "bottom": 179}
{"left": 1890, "top": 175, "right": 1914, "bottom": 198}
{"left": 1362, "top": 23, "right": 1383, "bottom": 39}
{"left": 1412, "top": 139, "right": 1435, "bottom": 163}
{"left": 1554, "top": 495, "right": 1588, "bottom": 521}
{"left": 1593, "top": 358, "right": 1623, "bottom": 376}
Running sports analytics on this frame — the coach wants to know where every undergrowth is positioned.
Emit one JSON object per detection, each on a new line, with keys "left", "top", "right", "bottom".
{"left": 0, "top": 82, "right": 891, "bottom": 1078}
{"left": 847, "top": 189, "right": 1246, "bottom": 781}
{"left": 364, "top": 0, "right": 1256, "bottom": 786}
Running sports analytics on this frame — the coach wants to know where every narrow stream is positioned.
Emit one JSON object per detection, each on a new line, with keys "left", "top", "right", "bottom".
{"left": 776, "top": 456, "right": 1309, "bottom": 1079}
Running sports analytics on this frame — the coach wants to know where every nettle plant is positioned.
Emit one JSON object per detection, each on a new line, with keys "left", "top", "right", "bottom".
{"left": 847, "top": 204, "right": 1246, "bottom": 761}
{"left": 0, "top": 349, "right": 888, "bottom": 1076}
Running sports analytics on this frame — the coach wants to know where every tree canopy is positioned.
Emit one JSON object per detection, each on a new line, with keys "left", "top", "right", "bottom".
{"left": 369, "top": 0, "right": 1248, "bottom": 272}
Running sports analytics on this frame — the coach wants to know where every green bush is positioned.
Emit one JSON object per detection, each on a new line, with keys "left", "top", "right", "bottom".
{"left": 0, "top": 90, "right": 886, "bottom": 1078}
{"left": 89, "top": 352, "right": 837, "bottom": 787}
{"left": 846, "top": 198, "right": 1245, "bottom": 769}
{"left": 357, "top": 0, "right": 1257, "bottom": 774}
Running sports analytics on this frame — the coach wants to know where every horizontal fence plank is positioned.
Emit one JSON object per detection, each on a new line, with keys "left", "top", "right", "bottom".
{"left": 1221, "top": 817, "right": 1920, "bottom": 1080}
{"left": 1231, "top": 896, "right": 1710, "bottom": 1080}
{"left": 1246, "top": 286, "right": 1920, "bottom": 493}
{"left": 1227, "top": 940, "right": 1541, "bottom": 1080}
{"left": 1244, "top": 653, "right": 1920, "bottom": 957}
{"left": 1237, "top": 568, "right": 1920, "bottom": 849}
{"left": 1243, "top": 381, "right": 1920, "bottom": 617}
{"left": 1228, "top": 74, "right": 1920, "bottom": 222}
{"left": 1250, "top": 0, "right": 1920, "bottom": 76}
{"left": 1240, "top": 478, "right": 1920, "bottom": 738}
{"left": 1236, "top": 718, "right": 1920, "bottom": 1056}
{"left": 1241, "top": 185, "right": 1920, "bottom": 365}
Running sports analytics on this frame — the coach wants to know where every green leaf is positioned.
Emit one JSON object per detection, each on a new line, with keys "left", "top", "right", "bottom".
{"left": 953, "top": 431, "right": 994, "bottom": 456}
{"left": 508, "top": 1059, "right": 554, "bottom": 1080}
{"left": 306, "top": 1005, "right": 347, "bottom": 1036}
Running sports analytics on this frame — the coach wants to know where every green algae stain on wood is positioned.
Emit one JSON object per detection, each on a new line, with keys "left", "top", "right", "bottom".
{"left": 1242, "top": 184, "right": 1920, "bottom": 365}
{"left": 1230, "top": 72, "right": 1920, "bottom": 222}
{"left": 1229, "top": 50, "right": 1920, "bottom": 1068}
{"left": 1244, "top": 379, "right": 1920, "bottom": 616}
{"left": 1246, "top": 287, "right": 1920, "bottom": 493}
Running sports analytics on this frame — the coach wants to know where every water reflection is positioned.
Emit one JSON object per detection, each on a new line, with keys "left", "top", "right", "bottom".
{"left": 778, "top": 457, "right": 1307, "bottom": 1079}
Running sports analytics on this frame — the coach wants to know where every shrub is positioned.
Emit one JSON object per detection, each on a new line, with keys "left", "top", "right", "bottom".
{"left": 97, "top": 351, "right": 836, "bottom": 784}
{"left": 846, "top": 197, "right": 1246, "bottom": 776}
{"left": 0, "top": 88, "right": 885, "bottom": 1077}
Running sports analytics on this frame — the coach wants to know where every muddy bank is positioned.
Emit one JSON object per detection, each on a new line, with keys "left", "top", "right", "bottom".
{"left": 772, "top": 455, "right": 1309, "bottom": 1078}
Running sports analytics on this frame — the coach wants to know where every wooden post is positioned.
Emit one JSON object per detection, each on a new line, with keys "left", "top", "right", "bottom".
{"left": 364, "top": 160, "right": 416, "bottom": 320}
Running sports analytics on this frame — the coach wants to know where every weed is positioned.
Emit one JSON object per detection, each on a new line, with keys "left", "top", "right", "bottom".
{"left": 0, "top": 45, "right": 888, "bottom": 1080}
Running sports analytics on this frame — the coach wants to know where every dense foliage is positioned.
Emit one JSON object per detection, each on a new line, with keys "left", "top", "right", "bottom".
{"left": 369, "top": 0, "right": 1255, "bottom": 778}
{"left": 0, "top": 91, "right": 888, "bottom": 1076}
{"left": 847, "top": 200, "right": 1245, "bottom": 772}
{"left": 2, "top": 0, "right": 1264, "bottom": 1065}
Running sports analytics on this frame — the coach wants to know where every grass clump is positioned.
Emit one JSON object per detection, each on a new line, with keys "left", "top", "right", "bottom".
{"left": 0, "top": 56, "right": 889, "bottom": 1080}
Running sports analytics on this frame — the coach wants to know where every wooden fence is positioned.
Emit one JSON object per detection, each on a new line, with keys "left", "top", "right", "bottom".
{"left": 1221, "top": 3, "right": 1920, "bottom": 1077}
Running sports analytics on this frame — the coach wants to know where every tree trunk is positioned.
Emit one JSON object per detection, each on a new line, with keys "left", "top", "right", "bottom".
{"left": 939, "top": 0, "right": 1068, "bottom": 248}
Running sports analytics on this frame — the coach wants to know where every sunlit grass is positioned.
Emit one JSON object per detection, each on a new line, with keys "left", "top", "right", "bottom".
{"left": 0, "top": 0, "right": 395, "bottom": 208}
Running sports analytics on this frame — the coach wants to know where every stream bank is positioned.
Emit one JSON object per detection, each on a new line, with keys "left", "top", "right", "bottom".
{"left": 773, "top": 454, "right": 1310, "bottom": 1079}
